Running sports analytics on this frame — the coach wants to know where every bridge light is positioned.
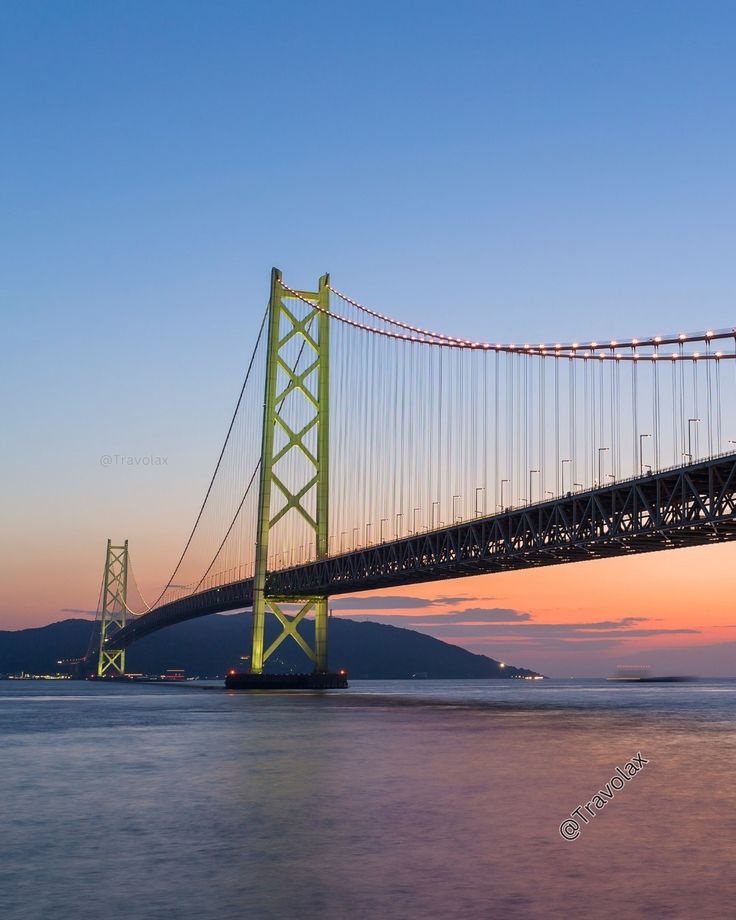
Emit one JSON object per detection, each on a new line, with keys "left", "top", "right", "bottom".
{"left": 679, "top": 333, "right": 687, "bottom": 340}
{"left": 654, "top": 336, "right": 662, "bottom": 343}
{"left": 706, "top": 330, "right": 714, "bottom": 337}
{"left": 610, "top": 340, "right": 617, "bottom": 346}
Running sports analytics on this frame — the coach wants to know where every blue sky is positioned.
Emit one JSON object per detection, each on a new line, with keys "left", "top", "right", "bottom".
{"left": 2, "top": 1, "right": 736, "bottom": 673}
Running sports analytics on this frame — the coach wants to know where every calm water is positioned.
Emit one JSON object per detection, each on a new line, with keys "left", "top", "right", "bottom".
{"left": 1, "top": 678, "right": 735, "bottom": 919}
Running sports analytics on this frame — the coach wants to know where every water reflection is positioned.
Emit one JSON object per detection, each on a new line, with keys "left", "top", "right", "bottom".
{"left": 0, "top": 680, "right": 734, "bottom": 919}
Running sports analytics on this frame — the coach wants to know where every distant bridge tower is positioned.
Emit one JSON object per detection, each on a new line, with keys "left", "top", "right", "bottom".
{"left": 96, "top": 539, "right": 129, "bottom": 677}
{"left": 250, "top": 269, "right": 330, "bottom": 674}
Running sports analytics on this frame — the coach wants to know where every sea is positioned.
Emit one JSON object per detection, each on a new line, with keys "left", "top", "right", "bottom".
{"left": 1, "top": 678, "right": 734, "bottom": 920}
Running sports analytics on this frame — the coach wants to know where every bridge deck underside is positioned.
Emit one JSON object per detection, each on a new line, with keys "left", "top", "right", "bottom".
{"left": 109, "top": 453, "right": 736, "bottom": 650}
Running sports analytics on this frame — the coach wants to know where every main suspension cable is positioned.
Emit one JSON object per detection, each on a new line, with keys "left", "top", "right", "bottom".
{"left": 148, "top": 305, "right": 268, "bottom": 608}
{"left": 290, "top": 281, "right": 736, "bottom": 362}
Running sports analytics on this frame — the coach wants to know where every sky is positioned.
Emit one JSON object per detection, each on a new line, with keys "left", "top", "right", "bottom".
{"left": 2, "top": 0, "right": 736, "bottom": 675}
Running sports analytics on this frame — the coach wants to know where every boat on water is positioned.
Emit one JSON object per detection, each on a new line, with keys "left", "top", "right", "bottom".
{"left": 607, "top": 665, "right": 695, "bottom": 683}
{"left": 161, "top": 668, "right": 186, "bottom": 681}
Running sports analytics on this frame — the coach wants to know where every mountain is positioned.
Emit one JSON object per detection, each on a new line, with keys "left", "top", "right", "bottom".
{"left": 0, "top": 613, "right": 540, "bottom": 680}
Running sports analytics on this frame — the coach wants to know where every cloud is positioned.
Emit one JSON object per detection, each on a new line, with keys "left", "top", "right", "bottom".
{"left": 424, "top": 625, "right": 701, "bottom": 639}
{"left": 420, "top": 615, "right": 697, "bottom": 635}
{"left": 330, "top": 595, "right": 475, "bottom": 610}
{"left": 469, "top": 636, "right": 627, "bottom": 651}
{"left": 60, "top": 608, "right": 97, "bottom": 616}
{"left": 337, "top": 607, "right": 700, "bottom": 646}
{"left": 405, "top": 618, "right": 700, "bottom": 642}
{"left": 339, "top": 607, "right": 532, "bottom": 624}
{"left": 432, "top": 596, "right": 484, "bottom": 606}
{"left": 453, "top": 608, "right": 532, "bottom": 622}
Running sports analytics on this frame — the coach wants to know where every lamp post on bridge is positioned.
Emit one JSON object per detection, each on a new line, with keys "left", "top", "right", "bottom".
{"left": 475, "top": 487, "right": 485, "bottom": 517}
{"left": 394, "top": 512, "right": 403, "bottom": 540}
{"left": 561, "top": 460, "right": 571, "bottom": 494}
{"left": 687, "top": 419, "right": 700, "bottom": 463}
{"left": 453, "top": 495, "right": 462, "bottom": 523}
{"left": 431, "top": 501, "right": 440, "bottom": 529}
{"left": 639, "top": 433, "right": 651, "bottom": 476}
{"left": 597, "top": 447, "right": 609, "bottom": 486}
{"left": 380, "top": 518, "right": 388, "bottom": 542}
{"left": 500, "top": 479, "right": 510, "bottom": 510}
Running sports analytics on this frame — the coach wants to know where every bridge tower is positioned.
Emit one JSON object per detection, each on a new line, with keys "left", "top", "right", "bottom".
{"left": 250, "top": 268, "right": 330, "bottom": 674}
{"left": 96, "top": 539, "right": 129, "bottom": 677}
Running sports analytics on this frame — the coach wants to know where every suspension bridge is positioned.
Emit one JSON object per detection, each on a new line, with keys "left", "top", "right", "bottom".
{"left": 86, "top": 269, "right": 736, "bottom": 685}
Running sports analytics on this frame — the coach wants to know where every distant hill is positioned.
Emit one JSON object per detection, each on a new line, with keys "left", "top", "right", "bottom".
{"left": 0, "top": 613, "right": 540, "bottom": 680}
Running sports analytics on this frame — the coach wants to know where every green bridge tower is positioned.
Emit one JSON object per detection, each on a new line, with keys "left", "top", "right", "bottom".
{"left": 250, "top": 268, "right": 331, "bottom": 675}
{"left": 96, "top": 539, "right": 129, "bottom": 677}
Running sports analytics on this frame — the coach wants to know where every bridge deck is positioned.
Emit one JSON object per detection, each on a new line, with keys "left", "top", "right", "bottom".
{"left": 108, "top": 451, "right": 736, "bottom": 650}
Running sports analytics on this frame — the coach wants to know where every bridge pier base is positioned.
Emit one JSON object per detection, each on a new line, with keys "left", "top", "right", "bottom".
{"left": 225, "top": 669, "right": 348, "bottom": 690}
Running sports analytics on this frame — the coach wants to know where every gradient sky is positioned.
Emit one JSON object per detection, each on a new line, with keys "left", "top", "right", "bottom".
{"left": 2, "top": 1, "right": 736, "bottom": 675}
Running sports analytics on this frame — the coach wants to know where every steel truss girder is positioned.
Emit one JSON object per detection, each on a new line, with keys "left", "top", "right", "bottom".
{"left": 268, "top": 452, "right": 736, "bottom": 597}
{"left": 106, "top": 452, "right": 736, "bottom": 652}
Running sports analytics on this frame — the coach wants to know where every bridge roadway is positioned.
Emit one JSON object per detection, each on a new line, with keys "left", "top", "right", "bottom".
{"left": 108, "top": 451, "right": 736, "bottom": 650}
